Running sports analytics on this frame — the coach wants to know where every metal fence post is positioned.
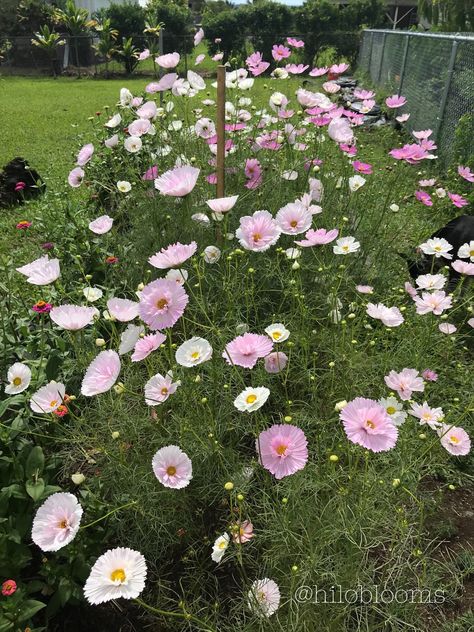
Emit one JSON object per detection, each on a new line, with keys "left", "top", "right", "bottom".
{"left": 367, "top": 31, "right": 374, "bottom": 74}
{"left": 377, "top": 32, "right": 387, "bottom": 83}
{"left": 398, "top": 35, "right": 411, "bottom": 94}
{"left": 434, "top": 40, "right": 458, "bottom": 143}
{"left": 158, "top": 27, "right": 164, "bottom": 106}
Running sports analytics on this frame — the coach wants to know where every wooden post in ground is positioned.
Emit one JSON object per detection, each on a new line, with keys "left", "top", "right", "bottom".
{"left": 216, "top": 65, "right": 226, "bottom": 198}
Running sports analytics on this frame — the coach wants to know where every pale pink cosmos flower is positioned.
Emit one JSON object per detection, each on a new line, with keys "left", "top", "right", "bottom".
{"left": 413, "top": 291, "right": 452, "bottom": 315}
{"left": 145, "top": 73, "right": 178, "bottom": 93}
{"left": 68, "top": 167, "right": 84, "bottom": 188}
{"left": 366, "top": 303, "right": 404, "bottom": 327}
{"left": 148, "top": 242, "right": 197, "bottom": 269}
{"left": 50, "top": 305, "right": 97, "bottom": 330}
{"left": 128, "top": 118, "right": 151, "bottom": 137}
{"left": 264, "top": 351, "right": 288, "bottom": 374}
{"left": 412, "top": 129, "right": 432, "bottom": 140}
{"left": 390, "top": 143, "right": 431, "bottom": 164}
{"left": 16, "top": 255, "right": 60, "bottom": 285}
{"left": 419, "top": 178, "right": 436, "bottom": 187}
{"left": 257, "top": 424, "right": 308, "bottom": 479}
{"left": 194, "top": 27, "right": 204, "bottom": 46}
{"left": 309, "top": 67, "right": 328, "bottom": 77}
{"left": 354, "top": 88, "right": 375, "bottom": 100}
{"left": 195, "top": 53, "right": 205, "bottom": 65}
{"left": 405, "top": 282, "right": 418, "bottom": 298}
{"left": 339, "top": 397, "right": 398, "bottom": 452}
{"left": 275, "top": 202, "right": 312, "bottom": 235}
{"left": 206, "top": 195, "right": 238, "bottom": 214}
{"left": 422, "top": 369, "right": 438, "bottom": 382}
{"left": 295, "top": 228, "right": 339, "bottom": 247}
{"left": 195, "top": 117, "right": 216, "bottom": 138}
{"left": 30, "top": 381, "right": 66, "bottom": 414}
{"left": 356, "top": 285, "right": 373, "bottom": 294}
{"left": 32, "top": 493, "right": 82, "bottom": 552}
{"left": 271, "top": 44, "right": 291, "bottom": 61}
{"left": 286, "top": 64, "right": 310, "bottom": 75}
{"left": 152, "top": 445, "right": 192, "bottom": 489}
{"left": 451, "top": 260, "right": 474, "bottom": 275}
{"left": 154, "top": 166, "right": 200, "bottom": 196}
{"left": 138, "top": 48, "right": 150, "bottom": 61}
{"left": 137, "top": 101, "right": 157, "bottom": 119}
{"left": 107, "top": 298, "right": 139, "bottom": 322}
{"left": 155, "top": 52, "right": 180, "bottom": 68}
{"left": 419, "top": 237, "right": 453, "bottom": 259}
{"left": 84, "top": 547, "right": 147, "bottom": 605}
{"left": 89, "top": 215, "right": 113, "bottom": 234}
{"left": 223, "top": 333, "right": 273, "bottom": 369}
{"left": 439, "top": 322, "right": 457, "bottom": 334}
{"left": 138, "top": 279, "right": 189, "bottom": 330}
{"left": 236, "top": 210, "right": 281, "bottom": 252}
{"left": 409, "top": 401, "right": 444, "bottom": 428}
{"left": 384, "top": 368, "right": 424, "bottom": 401}
{"left": 415, "top": 190, "right": 433, "bottom": 206}
{"left": 415, "top": 273, "right": 446, "bottom": 291}
{"left": 396, "top": 113, "right": 410, "bottom": 123}
{"left": 131, "top": 332, "right": 166, "bottom": 362}
{"left": 232, "top": 520, "right": 254, "bottom": 544}
{"left": 438, "top": 424, "right": 471, "bottom": 456}
{"left": 144, "top": 371, "right": 180, "bottom": 405}
{"left": 322, "top": 81, "right": 340, "bottom": 94}
{"left": 142, "top": 165, "right": 158, "bottom": 181}
{"left": 81, "top": 350, "right": 121, "bottom": 397}
{"left": 104, "top": 134, "right": 119, "bottom": 149}
{"left": 327, "top": 117, "right": 354, "bottom": 144}
{"left": 385, "top": 94, "right": 407, "bottom": 108}
{"left": 330, "top": 62, "right": 349, "bottom": 74}
{"left": 458, "top": 165, "right": 474, "bottom": 182}
{"left": 248, "top": 578, "right": 281, "bottom": 617}
{"left": 447, "top": 192, "right": 468, "bottom": 208}
{"left": 287, "top": 37, "right": 304, "bottom": 48}
{"left": 76, "top": 143, "right": 94, "bottom": 166}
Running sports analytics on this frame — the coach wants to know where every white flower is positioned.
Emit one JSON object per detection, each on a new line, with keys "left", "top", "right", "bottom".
{"left": 175, "top": 337, "right": 213, "bottom": 367}
{"left": 84, "top": 547, "right": 147, "bottom": 605}
{"left": 234, "top": 387, "right": 270, "bottom": 413}
{"left": 248, "top": 578, "right": 281, "bottom": 617}
{"left": 30, "top": 381, "right": 65, "bottom": 414}
{"left": 458, "top": 240, "right": 474, "bottom": 262}
{"left": 124, "top": 136, "right": 142, "bottom": 153}
{"left": 379, "top": 397, "right": 407, "bottom": 426}
{"left": 83, "top": 287, "right": 103, "bottom": 302}
{"left": 282, "top": 170, "right": 298, "bottom": 181}
{"left": 191, "top": 213, "right": 210, "bottom": 226}
{"left": 285, "top": 248, "right": 301, "bottom": 259}
{"left": 16, "top": 256, "right": 60, "bottom": 285}
{"left": 118, "top": 324, "right": 145, "bottom": 355}
{"left": 419, "top": 238, "right": 453, "bottom": 259}
{"left": 434, "top": 187, "right": 446, "bottom": 198}
{"left": 348, "top": 175, "right": 366, "bottom": 192}
{"left": 119, "top": 88, "right": 133, "bottom": 107}
{"left": 389, "top": 203, "right": 399, "bottom": 212}
{"left": 166, "top": 269, "right": 188, "bottom": 285}
{"left": 333, "top": 236, "right": 360, "bottom": 255}
{"left": 203, "top": 246, "right": 221, "bottom": 264}
{"left": 105, "top": 113, "right": 121, "bottom": 128}
{"left": 32, "top": 492, "right": 83, "bottom": 552}
{"left": 415, "top": 273, "right": 446, "bottom": 291}
{"left": 211, "top": 533, "right": 229, "bottom": 563}
{"left": 5, "top": 362, "right": 31, "bottom": 395}
{"left": 117, "top": 180, "right": 131, "bottom": 193}
{"left": 265, "top": 323, "right": 290, "bottom": 343}
{"left": 105, "top": 134, "right": 119, "bottom": 148}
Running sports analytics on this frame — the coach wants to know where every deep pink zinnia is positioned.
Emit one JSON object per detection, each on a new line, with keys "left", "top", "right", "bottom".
{"left": 223, "top": 333, "right": 273, "bottom": 369}
{"left": 138, "top": 278, "right": 189, "bottom": 330}
{"left": 340, "top": 398, "right": 398, "bottom": 452}
{"left": 148, "top": 242, "right": 197, "bottom": 269}
{"left": 294, "top": 228, "right": 339, "bottom": 247}
{"left": 1, "top": 579, "right": 17, "bottom": 596}
{"left": 257, "top": 424, "right": 308, "bottom": 479}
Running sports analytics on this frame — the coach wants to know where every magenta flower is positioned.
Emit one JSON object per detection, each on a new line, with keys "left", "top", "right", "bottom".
{"left": 138, "top": 278, "right": 189, "bottom": 330}
{"left": 458, "top": 165, "right": 474, "bottom": 183}
{"left": 16, "top": 220, "right": 32, "bottom": 230}
{"left": 339, "top": 398, "right": 398, "bottom": 452}
{"left": 294, "top": 228, "right": 339, "bottom": 247}
{"left": 438, "top": 424, "right": 471, "bottom": 456}
{"left": 154, "top": 165, "right": 199, "bottom": 197}
{"left": 32, "top": 493, "right": 82, "bottom": 552}
{"left": 32, "top": 300, "right": 53, "bottom": 313}
{"left": 415, "top": 190, "right": 433, "bottom": 206}
{"left": 264, "top": 351, "right": 288, "bottom": 374}
{"left": 257, "top": 424, "right": 308, "bottom": 479}
{"left": 421, "top": 369, "right": 438, "bottom": 382}
{"left": 447, "top": 192, "right": 468, "bottom": 208}
{"left": 353, "top": 161, "right": 372, "bottom": 175}
{"left": 76, "top": 143, "right": 94, "bottom": 166}
{"left": 385, "top": 94, "right": 407, "bottom": 108}
{"left": 68, "top": 167, "right": 84, "bottom": 188}
{"left": 15, "top": 181, "right": 26, "bottom": 192}
{"left": 2, "top": 580, "right": 17, "bottom": 596}
{"left": 384, "top": 368, "right": 424, "bottom": 401}
{"left": 148, "top": 242, "right": 197, "bottom": 269}
{"left": 131, "top": 332, "right": 166, "bottom": 362}
{"left": 152, "top": 445, "right": 192, "bottom": 488}
{"left": 107, "top": 298, "right": 139, "bottom": 322}
{"left": 271, "top": 44, "right": 291, "bottom": 62}
{"left": 223, "top": 333, "right": 273, "bottom": 369}
{"left": 236, "top": 210, "right": 281, "bottom": 252}
{"left": 81, "top": 350, "right": 121, "bottom": 397}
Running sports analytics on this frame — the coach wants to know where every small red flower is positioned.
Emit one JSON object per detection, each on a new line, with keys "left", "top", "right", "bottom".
{"left": 16, "top": 220, "right": 32, "bottom": 230}
{"left": 2, "top": 579, "right": 17, "bottom": 596}
{"left": 15, "top": 181, "right": 26, "bottom": 192}
{"left": 32, "top": 300, "right": 53, "bottom": 314}
{"left": 105, "top": 256, "right": 118, "bottom": 265}
{"left": 53, "top": 405, "right": 68, "bottom": 417}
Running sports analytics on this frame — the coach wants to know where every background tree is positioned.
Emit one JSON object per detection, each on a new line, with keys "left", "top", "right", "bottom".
{"left": 113, "top": 36, "right": 140, "bottom": 74}
{"left": 31, "top": 24, "right": 65, "bottom": 76}
{"left": 146, "top": 0, "right": 192, "bottom": 55}
{"left": 92, "top": 17, "right": 118, "bottom": 77}
{"left": 54, "top": 0, "right": 94, "bottom": 70}
{"left": 418, "top": 0, "right": 473, "bottom": 30}
{"left": 95, "top": 1, "right": 146, "bottom": 43}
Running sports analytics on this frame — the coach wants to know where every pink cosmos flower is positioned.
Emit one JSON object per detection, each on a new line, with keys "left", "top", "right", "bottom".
{"left": 249, "top": 61, "right": 270, "bottom": 76}
{"left": 76, "top": 143, "right": 94, "bottom": 166}
{"left": 275, "top": 202, "right": 312, "bottom": 235}
{"left": 353, "top": 161, "right": 372, "bottom": 175}
{"left": 409, "top": 401, "right": 444, "bottom": 428}
{"left": 438, "top": 424, "right": 471, "bottom": 456}
{"left": 223, "top": 333, "right": 273, "bottom": 369}
{"left": 155, "top": 52, "right": 180, "bottom": 68}
{"left": 422, "top": 369, "right": 438, "bottom": 382}
{"left": 2, "top": 580, "right": 17, "bottom": 596}
{"left": 248, "top": 578, "right": 281, "bottom": 617}
{"left": 152, "top": 445, "right": 192, "bottom": 489}
{"left": 309, "top": 66, "right": 328, "bottom": 77}
{"left": 340, "top": 397, "right": 398, "bottom": 452}
{"left": 138, "top": 278, "right": 189, "bottom": 330}
{"left": 68, "top": 167, "right": 84, "bottom": 188}
{"left": 148, "top": 242, "right": 197, "bottom": 269}
{"left": 128, "top": 118, "right": 151, "bottom": 137}
{"left": 294, "top": 228, "right": 339, "bottom": 247}
{"left": 50, "top": 305, "right": 97, "bottom": 330}
{"left": 131, "top": 332, "right": 166, "bottom": 362}
{"left": 356, "top": 285, "right": 373, "bottom": 294}
{"left": 212, "top": 52, "right": 224, "bottom": 62}
{"left": 138, "top": 48, "right": 150, "bottom": 61}
{"left": 340, "top": 143, "right": 357, "bottom": 156}
{"left": 154, "top": 166, "right": 200, "bottom": 197}
{"left": 89, "top": 215, "right": 113, "bottom": 234}
{"left": 30, "top": 381, "right": 65, "bottom": 414}
{"left": 447, "top": 192, "right": 468, "bottom": 208}
{"left": 330, "top": 63, "right": 349, "bottom": 75}
{"left": 286, "top": 64, "right": 309, "bottom": 75}
{"left": 413, "top": 129, "right": 432, "bottom": 140}
{"left": 206, "top": 195, "right": 238, "bottom": 214}
{"left": 195, "top": 53, "right": 205, "bottom": 65}
{"left": 257, "top": 424, "right": 308, "bottom": 479}
{"left": 194, "top": 27, "right": 204, "bottom": 46}
{"left": 32, "top": 493, "right": 82, "bottom": 552}
{"left": 81, "top": 350, "right": 121, "bottom": 397}
{"left": 354, "top": 88, "right": 375, "bottom": 100}
{"left": 144, "top": 371, "right": 180, "bottom": 405}
{"left": 236, "top": 210, "right": 281, "bottom": 252}
{"left": 415, "top": 273, "right": 445, "bottom": 290}
{"left": 366, "top": 303, "right": 404, "bottom": 327}
{"left": 396, "top": 113, "right": 410, "bottom": 123}
{"left": 287, "top": 37, "right": 304, "bottom": 48}
{"left": 107, "top": 298, "right": 139, "bottom": 322}
{"left": 145, "top": 73, "right": 178, "bottom": 93}
{"left": 451, "top": 260, "right": 474, "bottom": 275}
{"left": 264, "top": 351, "right": 288, "bottom": 374}
{"left": 271, "top": 44, "right": 291, "bottom": 62}
{"left": 413, "top": 290, "right": 452, "bottom": 315}
{"left": 137, "top": 101, "right": 157, "bottom": 119}
{"left": 142, "top": 165, "right": 158, "bottom": 181}
{"left": 233, "top": 519, "right": 254, "bottom": 544}
{"left": 419, "top": 178, "right": 436, "bottom": 187}
{"left": 327, "top": 118, "right": 354, "bottom": 144}
{"left": 16, "top": 255, "right": 60, "bottom": 285}
{"left": 390, "top": 144, "right": 431, "bottom": 164}
{"left": 415, "top": 190, "right": 433, "bottom": 206}
{"left": 458, "top": 165, "right": 474, "bottom": 183}
{"left": 439, "top": 323, "right": 457, "bottom": 334}
{"left": 322, "top": 81, "right": 340, "bottom": 93}
{"left": 385, "top": 94, "right": 407, "bottom": 108}
{"left": 384, "top": 368, "right": 424, "bottom": 401}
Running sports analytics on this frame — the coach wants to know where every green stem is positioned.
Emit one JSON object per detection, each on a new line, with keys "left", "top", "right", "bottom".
{"left": 134, "top": 597, "right": 215, "bottom": 631}
{"left": 80, "top": 500, "right": 137, "bottom": 530}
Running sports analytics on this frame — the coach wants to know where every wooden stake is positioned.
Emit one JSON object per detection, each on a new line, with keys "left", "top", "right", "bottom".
{"left": 216, "top": 65, "right": 226, "bottom": 198}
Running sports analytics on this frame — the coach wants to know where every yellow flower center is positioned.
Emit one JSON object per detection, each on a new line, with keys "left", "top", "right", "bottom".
{"left": 365, "top": 420, "right": 375, "bottom": 429}
{"left": 161, "top": 387, "right": 169, "bottom": 396}
{"left": 36, "top": 300, "right": 46, "bottom": 308}
{"left": 470, "top": 249, "right": 474, "bottom": 257}
{"left": 276, "top": 443, "right": 288, "bottom": 456}
{"left": 434, "top": 245, "right": 442, "bottom": 252}
{"left": 58, "top": 519, "right": 68, "bottom": 529}
{"left": 290, "top": 220, "right": 298, "bottom": 228}
{"left": 246, "top": 394, "right": 257, "bottom": 404}
{"left": 252, "top": 233, "right": 261, "bottom": 242}
{"left": 450, "top": 435, "right": 459, "bottom": 444}
{"left": 166, "top": 465, "right": 177, "bottom": 476}
{"left": 342, "top": 245, "right": 349, "bottom": 252}
{"left": 191, "top": 351, "right": 200, "bottom": 359}
{"left": 13, "top": 377, "right": 22, "bottom": 386}
{"left": 218, "top": 540, "right": 227, "bottom": 549}
{"left": 272, "top": 331, "right": 282, "bottom": 340}
{"left": 386, "top": 406, "right": 396, "bottom": 415}
{"left": 110, "top": 568, "right": 126, "bottom": 583}
{"left": 50, "top": 400, "right": 58, "bottom": 408}
{"left": 156, "top": 298, "right": 168, "bottom": 310}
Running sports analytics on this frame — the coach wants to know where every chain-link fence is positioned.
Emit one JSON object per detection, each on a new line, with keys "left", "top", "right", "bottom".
{"left": 358, "top": 29, "right": 474, "bottom": 165}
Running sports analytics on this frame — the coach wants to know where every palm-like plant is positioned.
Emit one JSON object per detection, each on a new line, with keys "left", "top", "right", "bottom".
{"left": 92, "top": 18, "right": 119, "bottom": 78}
{"left": 31, "top": 25, "right": 65, "bottom": 77}
{"left": 54, "top": 0, "right": 95, "bottom": 73}
{"left": 144, "top": 16, "right": 165, "bottom": 77}
{"left": 114, "top": 37, "right": 140, "bottom": 75}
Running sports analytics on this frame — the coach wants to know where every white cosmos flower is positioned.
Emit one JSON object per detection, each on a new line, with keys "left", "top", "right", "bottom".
{"left": 32, "top": 492, "right": 82, "bottom": 552}
{"left": 333, "top": 236, "right": 360, "bottom": 255}
{"left": 234, "top": 387, "right": 270, "bottom": 413}
{"left": 415, "top": 273, "right": 446, "bottom": 291}
{"left": 265, "top": 323, "right": 290, "bottom": 343}
{"left": 124, "top": 136, "right": 142, "bottom": 153}
{"left": 458, "top": 240, "right": 474, "bottom": 262}
{"left": 203, "top": 246, "right": 221, "bottom": 264}
{"left": 282, "top": 170, "right": 298, "bottom": 181}
{"left": 419, "top": 237, "right": 453, "bottom": 259}
{"left": 117, "top": 180, "right": 131, "bottom": 193}
{"left": 83, "top": 287, "right": 103, "bottom": 302}
{"left": 285, "top": 248, "right": 301, "bottom": 259}
{"left": 211, "top": 533, "right": 230, "bottom": 563}
{"left": 84, "top": 547, "right": 147, "bottom": 605}
{"left": 16, "top": 255, "right": 60, "bottom": 285}
{"left": 89, "top": 215, "right": 113, "bottom": 234}
{"left": 5, "top": 362, "right": 31, "bottom": 395}
{"left": 118, "top": 324, "right": 145, "bottom": 355}
{"left": 175, "top": 337, "right": 213, "bottom": 367}
{"left": 30, "top": 381, "right": 65, "bottom": 414}
{"left": 166, "top": 268, "right": 188, "bottom": 285}
{"left": 348, "top": 175, "right": 366, "bottom": 192}
{"left": 50, "top": 305, "right": 98, "bottom": 330}
{"left": 104, "top": 134, "right": 119, "bottom": 148}
{"left": 248, "top": 578, "right": 281, "bottom": 617}
{"left": 191, "top": 213, "right": 210, "bottom": 226}
{"left": 105, "top": 113, "right": 121, "bottom": 128}
{"left": 119, "top": 88, "right": 133, "bottom": 107}
{"left": 379, "top": 397, "right": 407, "bottom": 426}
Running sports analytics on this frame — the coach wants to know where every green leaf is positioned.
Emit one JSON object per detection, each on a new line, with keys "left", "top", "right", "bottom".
{"left": 0, "top": 619, "right": 14, "bottom": 632}
{"left": 17, "top": 599, "right": 46, "bottom": 623}
{"left": 26, "top": 478, "right": 45, "bottom": 501}
{"left": 0, "top": 395, "right": 23, "bottom": 418}
{"left": 45, "top": 352, "right": 63, "bottom": 381}
{"left": 26, "top": 446, "right": 45, "bottom": 478}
